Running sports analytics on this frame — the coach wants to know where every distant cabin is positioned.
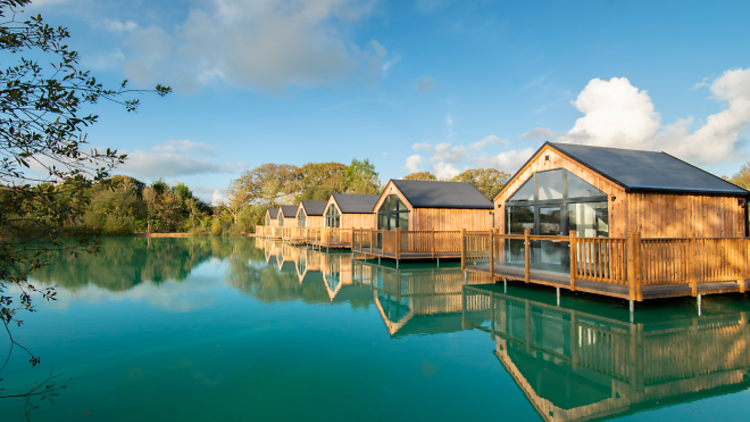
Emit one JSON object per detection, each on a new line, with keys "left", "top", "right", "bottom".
{"left": 265, "top": 208, "right": 280, "bottom": 227}
{"left": 278, "top": 205, "right": 300, "bottom": 227}
{"left": 494, "top": 142, "right": 750, "bottom": 238}
{"left": 323, "top": 193, "right": 380, "bottom": 229}
{"left": 297, "top": 200, "right": 327, "bottom": 228}
{"left": 375, "top": 179, "right": 494, "bottom": 231}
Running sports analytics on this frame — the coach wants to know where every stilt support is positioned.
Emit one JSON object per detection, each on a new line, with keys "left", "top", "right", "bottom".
{"left": 378, "top": 257, "right": 381, "bottom": 265}
{"left": 437, "top": 257, "right": 440, "bottom": 268}
{"left": 629, "top": 299, "right": 634, "bottom": 323}
{"left": 464, "top": 271, "right": 467, "bottom": 285}
{"left": 556, "top": 287, "right": 560, "bottom": 307}
{"left": 396, "top": 259, "right": 399, "bottom": 269}
{"left": 698, "top": 294, "right": 702, "bottom": 316}
{"left": 503, "top": 278, "right": 507, "bottom": 294}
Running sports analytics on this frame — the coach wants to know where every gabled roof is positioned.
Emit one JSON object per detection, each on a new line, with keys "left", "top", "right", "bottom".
{"left": 331, "top": 193, "right": 380, "bottom": 213}
{"left": 300, "top": 200, "right": 327, "bottom": 216}
{"left": 499, "top": 142, "right": 749, "bottom": 198}
{"left": 267, "top": 208, "right": 279, "bottom": 219}
{"left": 279, "top": 205, "right": 299, "bottom": 218}
{"left": 391, "top": 179, "right": 493, "bottom": 209}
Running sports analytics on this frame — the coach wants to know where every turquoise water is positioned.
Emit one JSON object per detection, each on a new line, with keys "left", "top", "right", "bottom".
{"left": 2, "top": 237, "right": 750, "bottom": 421}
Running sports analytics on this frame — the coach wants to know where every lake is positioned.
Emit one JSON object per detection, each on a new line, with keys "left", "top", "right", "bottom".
{"left": 2, "top": 237, "right": 750, "bottom": 421}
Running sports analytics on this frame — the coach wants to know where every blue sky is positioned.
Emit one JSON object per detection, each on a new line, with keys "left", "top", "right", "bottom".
{"left": 24, "top": 0, "right": 750, "bottom": 203}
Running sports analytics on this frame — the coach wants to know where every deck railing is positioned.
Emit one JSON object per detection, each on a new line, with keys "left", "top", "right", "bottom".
{"left": 351, "top": 228, "right": 474, "bottom": 258}
{"left": 462, "top": 230, "right": 750, "bottom": 301}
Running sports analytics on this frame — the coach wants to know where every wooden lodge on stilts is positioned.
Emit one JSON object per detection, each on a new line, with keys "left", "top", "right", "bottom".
{"left": 462, "top": 141, "right": 750, "bottom": 304}
{"left": 310, "top": 193, "right": 379, "bottom": 250}
{"left": 258, "top": 208, "right": 281, "bottom": 239}
{"left": 289, "top": 200, "right": 326, "bottom": 244}
{"left": 352, "top": 179, "right": 494, "bottom": 265}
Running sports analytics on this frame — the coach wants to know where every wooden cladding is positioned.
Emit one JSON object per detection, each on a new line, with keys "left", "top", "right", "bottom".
{"left": 411, "top": 208, "right": 493, "bottom": 231}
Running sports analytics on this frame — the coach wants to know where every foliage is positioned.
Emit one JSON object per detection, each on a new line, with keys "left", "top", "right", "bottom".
{"left": 403, "top": 171, "right": 437, "bottom": 181}
{"left": 344, "top": 158, "right": 379, "bottom": 194}
{"left": 450, "top": 168, "right": 511, "bottom": 198}
{"left": 730, "top": 163, "right": 750, "bottom": 190}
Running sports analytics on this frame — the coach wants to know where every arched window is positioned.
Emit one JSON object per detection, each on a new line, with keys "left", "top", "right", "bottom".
{"left": 298, "top": 209, "right": 307, "bottom": 227}
{"left": 377, "top": 195, "right": 409, "bottom": 231}
{"left": 325, "top": 205, "right": 341, "bottom": 228}
{"left": 505, "top": 169, "right": 608, "bottom": 237}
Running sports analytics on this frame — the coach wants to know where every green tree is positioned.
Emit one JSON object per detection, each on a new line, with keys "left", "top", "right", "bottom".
{"left": 344, "top": 158, "right": 379, "bottom": 194}
{"left": 451, "top": 168, "right": 511, "bottom": 198}
{"left": 403, "top": 171, "right": 437, "bottom": 181}
{"left": 296, "top": 161, "right": 347, "bottom": 201}
{"left": 730, "top": 163, "right": 750, "bottom": 190}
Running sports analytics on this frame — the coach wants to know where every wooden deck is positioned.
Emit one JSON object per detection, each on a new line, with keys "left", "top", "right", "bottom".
{"left": 462, "top": 230, "right": 750, "bottom": 302}
{"left": 465, "top": 263, "right": 750, "bottom": 300}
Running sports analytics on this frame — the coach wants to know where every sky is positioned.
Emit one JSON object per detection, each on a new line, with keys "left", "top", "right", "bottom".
{"left": 21, "top": 0, "right": 750, "bottom": 204}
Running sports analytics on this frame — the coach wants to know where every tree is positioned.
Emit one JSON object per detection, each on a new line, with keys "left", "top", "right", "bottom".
{"left": 344, "top": 158, "right": 379, "bottom": 194}
{"left": 451, "top": 168, "right": 511, "bottom": 198}
{"left": 296, "top": 161, "right": 347, "bottom": 201}
{"left": 403, "top": 171, "right": 437, "bottom": 181}
{"left": 229, "top": 163, "right": 300, "bottom": 208}
{"left": 0, "top": 0, "right": 170, "bottom": 402}
{"left": 730, "top": 163, "right": 750, "bottom": 190}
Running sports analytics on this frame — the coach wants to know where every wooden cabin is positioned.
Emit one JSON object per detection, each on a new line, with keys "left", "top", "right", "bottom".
{"left": 277, "top": 205, "right": 300, "bottom": 228}
{"left": 352, "top": 179, "right": 494, "bottom": 262}
{"left": 265, "top": 208, "right": 280, "bottom": 227}
{"left": 462, "top": 142, "right": 750, "bottom": 303}
{"left": 323, "top": 193, "right": 379, "bottom": 229}
{"left": 494, "top": 142, "right": 750, "bottom": 238}
{"left": 296, "top": 200, "right": 327, "bottom": 228}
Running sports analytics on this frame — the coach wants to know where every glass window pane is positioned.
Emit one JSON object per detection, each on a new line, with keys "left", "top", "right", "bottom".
{"left": 537, "top": 170, "right": 563, "bottom": 201}
{"left": 539, "top": 207, "right": 561, "bottom": 235}
{"left": 378, "top": 214, "right": 387, "bottom": 230}
{"left": 508, "top": 178, "right": 535, "bottom": 202}
{"left": 389, "top": 215, "right": 396, "bottom": 231}
{"left": 568, "top": 202, "right": 609, "bottom": 237}
{"left": 398, "top": 213, "right": 409, "bottom": 231}
{"left": 506, "top": 206, "right": 534, "bottom": 234}
{"left": 567, "top": 172, "right": 606, "bottom": 199}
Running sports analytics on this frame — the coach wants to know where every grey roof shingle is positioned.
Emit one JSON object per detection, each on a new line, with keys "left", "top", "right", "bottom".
{"left": 300, "top": 200, "right": 328, "bottom": 216}
{"left": 279, "top": 205, "right": 299, "bottom": 218}
{"left": 550, "top": 142, "right": 749, "bottom": 196}
{"left": 331, "top": 193, "right": 380, "bottom": 213}
{"left": 267, "top": 208, "right": 279, "bottom": 219}
{"left": 391, "top": 180, "right": 493, "bottom": 209}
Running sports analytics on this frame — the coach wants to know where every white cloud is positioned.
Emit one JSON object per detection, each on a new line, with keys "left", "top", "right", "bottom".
{"left": 558, "top": 69, "right": 750, "bottom": 164}
{"left": 119, "top": 140, "right": 245, "bottom": 180}
{"left": 432, "top": 162, "right": 460, "bottom": 179}
{"left": 103, "top": 18, "right": 139, "bottom": 33}
{"left": 211, "top": 189, "right": 228, "bottom": 206}
{"left": 471, "top": 148, "right": 535, "bottom": 173}
{"left": 84, "top": 48, "right": 125, "bottom": 71}
{"left": 405, "top": 154, "right": 423, "bottom": 173}
{"left": 431, "top": 142, "right": 465, "bottom": 163}
{"left": 519, "top": 127, "right": 558, "bottom": 141}
{"left": 470, "top": 135, "right": 508, "bottom": 150}
{"left": 121, "top": 0, "right": 388, "bottom": 93}
{"left": 412, "top": 141, "right": 433, "bottom": 152}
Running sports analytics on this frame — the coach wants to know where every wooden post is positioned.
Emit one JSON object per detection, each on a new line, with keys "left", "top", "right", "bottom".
{"left": 635, "top": 232, "right": 643, "bottom": 301}
{"left": 690, "top": 238, "right": 697, "bottom": 297}
{"left": 395, "top": 227, "right": 401, "bottom": 260}
{"left": 489, "top": 229, "right": 495, "bottom": 279}
{"left": 569, "top": 232, "right": 577, "bottom": 291}
{"left": 524, "top": 229, "right": 530, "bottom": 283}
{"left": 627, "top": 232, "right": 636, "bottom": 301}
{"left": 431, "top": 230, "right": 435, "bottom": 259}
{"left": 461, "top": 228, "right": 466, "bottom": 271}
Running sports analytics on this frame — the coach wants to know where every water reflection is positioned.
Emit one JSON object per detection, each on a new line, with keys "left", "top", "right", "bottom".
{"left": 24, "top": 237, "right": 750, "bottom": 421}
{"left": 463, "top": 285, "right": 750, "bottom": 421}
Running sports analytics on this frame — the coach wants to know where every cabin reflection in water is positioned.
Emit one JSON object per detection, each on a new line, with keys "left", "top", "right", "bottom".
{"left": 463, "top": 286, "right": 750, "bottom": 422}
{"left": 352, "top": 261, "right": 493, "bottom": 337}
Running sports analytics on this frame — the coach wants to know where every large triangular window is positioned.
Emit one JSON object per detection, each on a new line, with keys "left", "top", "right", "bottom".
{"left": 567, "top": 172, "right": 606, "bottom": 199}
{"left": 508, "top": 178, "right": 535, "bottom": 202}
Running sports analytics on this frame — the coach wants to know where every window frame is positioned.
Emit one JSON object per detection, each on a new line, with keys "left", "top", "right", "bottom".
{"left": 377, "top": 194, "right": 410, "bottom": 231}
{"left": 505, "top": 169, "right": 608, "bottom": 236}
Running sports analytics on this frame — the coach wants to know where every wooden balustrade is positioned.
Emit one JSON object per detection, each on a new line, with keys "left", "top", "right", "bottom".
{"left": 462, "top": 230, "right": 750, "bottom": 301}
